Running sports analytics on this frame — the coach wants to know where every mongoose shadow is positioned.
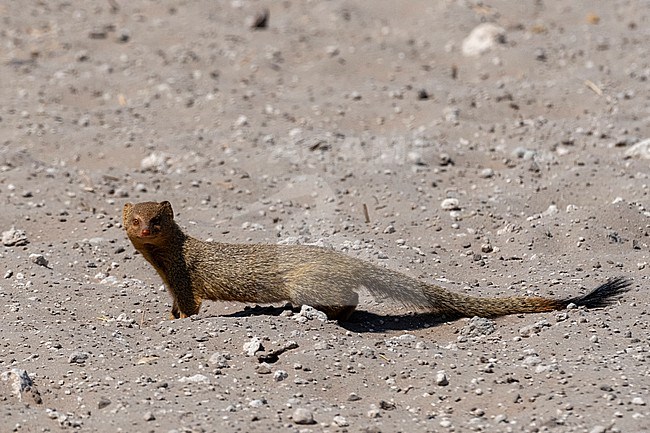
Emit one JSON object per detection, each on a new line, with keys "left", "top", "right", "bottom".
{"left": 219, "top": 304, "right": 450, "bottom": 332}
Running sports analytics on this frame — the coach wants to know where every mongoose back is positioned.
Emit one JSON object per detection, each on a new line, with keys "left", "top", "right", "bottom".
{"left": 123, "top": 201, "right": 632, "bottom": 321}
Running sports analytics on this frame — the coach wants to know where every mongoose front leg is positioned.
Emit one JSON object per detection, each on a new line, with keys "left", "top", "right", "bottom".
{"left": 170, "top": 299, "right": 181, "bottom": 320}
{"left": 176, "top": 295, "right": 202, "bottom": 319}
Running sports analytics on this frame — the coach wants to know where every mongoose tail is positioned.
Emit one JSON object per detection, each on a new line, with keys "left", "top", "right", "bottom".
{"left": 421, "top": 277, "right": 632, "bottom": 319}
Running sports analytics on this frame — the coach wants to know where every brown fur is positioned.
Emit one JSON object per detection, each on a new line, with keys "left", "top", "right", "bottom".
{"left": 123, "top": 201, "right": 632, "bottom": 321}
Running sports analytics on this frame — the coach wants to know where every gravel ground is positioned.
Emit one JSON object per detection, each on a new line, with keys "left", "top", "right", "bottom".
{"left": 1, "top": 1, "right": 649, "bottom": 432}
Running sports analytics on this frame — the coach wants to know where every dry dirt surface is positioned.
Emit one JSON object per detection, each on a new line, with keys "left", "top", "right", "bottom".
{"left": 1, "top": 1, "right": 649, "bottom": 432}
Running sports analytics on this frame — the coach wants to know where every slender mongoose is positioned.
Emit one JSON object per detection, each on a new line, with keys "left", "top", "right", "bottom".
{"left": 123, "top": 201, "right": 631, "bottom": 321}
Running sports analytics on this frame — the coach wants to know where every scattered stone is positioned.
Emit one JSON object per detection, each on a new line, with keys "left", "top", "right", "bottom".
{"left": 178, "top": 374, "right": 209, "bottom": 383}
{"left": 256, "top": 363, "right": 272, "bottom": 374}
{"left": 479, "top": 168, "right": 494, "bottom": 178}
{"left": 2, "top": 227, "right": 28, "bottom": 246}
{"left": 296, "top": 305, "right": 328, "bottom": 321}
{"left": 460, "top": 317, "right": 496, "bottom": 338}
{"left": 29, "top": 253, "right": 49, "bottom": 267}
{"left": 140, "top": 152, "right": 170, "bottom": 172}
{"left": 116, "top": 28, "right": 130, "bottom": 43}
{"left": 417, "top": 89, "right": 429, "bottom": 100}
{"left": 462, "top": 23, "right": 506, "bottom": 56}
{"left": 379, "top": 400, "right": 396, "bottom": 410}
{"left": 143, "top": 411, "right": 155, "bottom": 421}
{"left": 208, "top": 352, "right": 231, "bottom": 369}
{"left": 631, "top": 397, "right": 646, "bottom": 406}
{"left": 443, "top": 106, "right": 460, "bottom": 124}
{"left": 385, "top": 333, "right": 417, "bottom": 347}
{"left": 624, "top": 138, "right": 650, "bottom": 159}
{"left": 243, "top": 337, "right": 263, "bottom": 356}
{"left": 248, "top": 8, "right": 269, "bottom": 29}
{"left": 407, "top": 151, "right": 426, "bottom": 165}
{"left": 440, "top": 198, "right": 460, "bottom": 211}
{"left": 257, "top": 341, "right": 298, "bottom": 363}
{"left": 332, "top": 415, "right": 349, "bottom": 427}
{"left": 292, "top": 408, "right": 315, "bottom": 425}
{"left": 522, "top": 355, "right": 541, "bottom": 366}
{"left": 519, "top": 319, "right": 551, "bottom": 337}
{"left": 512, "top": 147, "right": 536, "bottom": 160}
{"left": 367, "top": 408, "right": 381, "bottom": 418}
{"left": 68, "top": 351, "right": 89, "bottom": 364}
{"left": 88, "top": 27, "right": 108, "bottom": 39}
{"left": 98, "top": 397, "right": 111, "bottom": 409}
{"left": 436, "top": 371, "right": 449, "bottom": 386}
{"left": 383, "top": 224, "right": 396, "bottom": 234}
{"left": 249, "top": 398, "right": 267, "bottom": 408}
{"left": 0, "top": 368, "right": 42, "bottom": 404}
{"left": 527, "top": 204, "right": 559, "bottom": 221}
{"left": 273, "top": 370, "right": 288, "bottom": 381}
{"left": 347, "top": 392, "right": 362, "bottom": 401}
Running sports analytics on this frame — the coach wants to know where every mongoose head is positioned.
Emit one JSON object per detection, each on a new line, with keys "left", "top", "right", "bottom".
{"left": 123, "top": 201, "right": 175, "bottom": 246}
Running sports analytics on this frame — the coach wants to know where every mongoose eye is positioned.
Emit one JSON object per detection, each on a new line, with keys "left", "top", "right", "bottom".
{"left": 132, "top": 218, "right": 140, "bottom": 226}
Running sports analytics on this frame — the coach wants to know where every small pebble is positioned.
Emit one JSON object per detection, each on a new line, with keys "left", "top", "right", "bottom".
{"left": 2, "top": 227, "right": 29, "bottom": 246}
{"left": 292, "top": 408, "right": 315, "bottom": 425}
{"left": 273, "top": 370, "right": 288, "bottom": 381}
{"left": 30, "top": 254, "right": 49, "bottom": 267}
{"left": 255, "top": 363, "right": 272, "bottom": 374}
{"left": 479, "top": 168, "right": 494, "bottom": 178}
{"left": 347, "top": 392, "right": 361, "bottom": 401}
{"left": 68, "top": 352, "right": 89, "bottom": 364}
{"left": 243, "top": 337, "right": 263, "bottom": 356}
{"left": 249, "top": 398, "right": 266, "bottom": 408}
{"left": 436, "top": 371, "right": 449, "bottom": 386}
{"left": 332, "top": 415, "right": 349, "bottom": 427}
{"left": 440, "top": 198, "right": 460, "bottom": 211}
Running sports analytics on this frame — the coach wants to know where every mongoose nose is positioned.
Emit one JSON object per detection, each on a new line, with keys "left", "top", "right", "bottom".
{"left": 141, "top": 228, "right": 151, "bottom": 236}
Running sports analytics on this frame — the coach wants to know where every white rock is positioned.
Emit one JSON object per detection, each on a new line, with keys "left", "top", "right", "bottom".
{"left": 624, "top": 138, "right": 650, "bottom": 159}
{"left": 292, "top": 407, "right": 315, "bottom": 425}
{"left": 0, "top": 369, "right": 35, "bottom": 402}
{"left": 440, "top": 198, "right": 460, "bottom": 211}
{"left": 273, "top": 370, "right": 288, "bottom": 381}
{"left": 297, "top": 305, "right": 328, "bottom": 321}
{"left": 68, "top": 352, "right": 89, "bottom": 364}
{"left": 462, "top": 23, "right": 506, "bottom": 56}
{"left": 140, "top": 152, "right": 170, "bottom": 172}
{"left": 178, "top": 374, "right": 209, "bottom": 383}
{"left": 436, "top": 370, "right": 449, "bottom": 386}
{"left": 2, "top": 227, "right": 28, "bottom": 246}
{"left": 243, "top": 337, "right": 263, "bottom": 356}
{"left": 30, "top": 253, "right": 49, "bottom": 267}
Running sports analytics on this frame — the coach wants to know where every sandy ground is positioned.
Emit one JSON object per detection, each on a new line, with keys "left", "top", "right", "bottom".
{"left": 1, "top": 1, "right": 649, "bottom": 432}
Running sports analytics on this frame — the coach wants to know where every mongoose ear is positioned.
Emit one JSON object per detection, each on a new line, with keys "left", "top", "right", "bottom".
{"left": 123, "top": 203, "right": 134, "bottom": 226}
{"left": 159, "top": 201, "right": 174, "bottom": 219}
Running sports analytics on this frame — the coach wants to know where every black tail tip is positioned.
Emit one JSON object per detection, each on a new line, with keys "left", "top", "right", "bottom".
{"left": 569, "top": 277, "right": 633, "bottom": 309}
